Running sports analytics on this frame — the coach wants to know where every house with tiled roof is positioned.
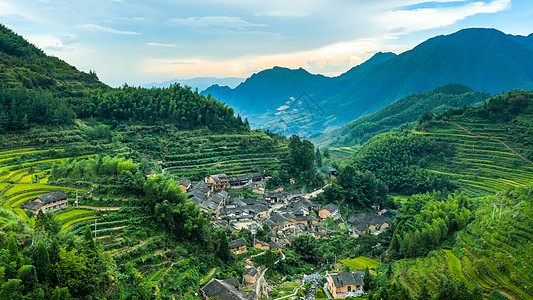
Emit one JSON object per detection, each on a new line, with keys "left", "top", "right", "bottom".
{"left": 327, "top": 271, "right": 365, "bottom": 298}
{"left": 319, "top": 203, "right": 339, "bottom": 219}
{"left": 229, "top": 238, "right": 247, "bottom": 254}
{"left": 243, "top": 267, "right": 258, "bottom": 284}
{"left": 205, "top": 173, "right": 230, "bottom": 190}
{"left": 24, "top": 190, "right": 68, "bottom": 215}
{"left": 200, "top": 278, "right": 255, "bottom": 300}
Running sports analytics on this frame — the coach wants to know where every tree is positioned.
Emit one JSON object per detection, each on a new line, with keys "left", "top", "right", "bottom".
{"left": 216, "top": 229, "right": 231, "bottom": 261}
{"left": 16, "top": 265, "right": 38, "bottom": 294}
{"left": 33, "top": 241, "right": 50, "bottom": 284}
{"left": 363, "top": 267, "right": 373, "bottom": 291}
{"left": 292, "top": 234, "right": 321, "bottom": 264}
{"left": 418, "top": 102, "right": 434, "bottom": 126}
{"left": 316, "top": 147, "right": 323, "bottom": 167}
{"left": 55, "top": 247, "right": 87, "bottom": 296}
{"left": 83, "top": 225, "right": 96, "bottom": 253}
{"left": 50, "top": 287, "right": 71, "bottom": 300}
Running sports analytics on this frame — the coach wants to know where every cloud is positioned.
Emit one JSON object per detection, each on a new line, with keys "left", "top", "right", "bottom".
{"left": 76, "top": 24, "right": 140, "bottom": 35}
{"left": 381, "top": 0, "right": 511, "bottom": 33}
{"left": 143, "top": 38, "right": 388, "bottom": 80}
{"left": 110, "top": 0, "right": 123, "bottom": 3}
{"left": 168, "top": 16, "right": 266, "bottom": 30}
{"left": 146, "top": 42, "right": 176, "bottom": 47}
{"left": 254, "top": 10, "right": 309, "bottom": 17}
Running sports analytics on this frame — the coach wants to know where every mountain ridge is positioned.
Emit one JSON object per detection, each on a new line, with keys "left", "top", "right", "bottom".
{"left": 203, "top": 28, "right": 533, "bottom": 137}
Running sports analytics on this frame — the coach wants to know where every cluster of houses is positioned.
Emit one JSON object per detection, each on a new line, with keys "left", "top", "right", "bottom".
{"left": 181, "top": 172, "right": 392, "bottom": 299}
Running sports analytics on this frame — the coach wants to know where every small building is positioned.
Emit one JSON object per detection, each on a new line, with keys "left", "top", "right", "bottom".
{"left": 347, "top": 213, "right": 391, "bottom": 235}
{"left": 243, "top": 267, "right": 258, "bottom": 284}
{"left": 229, "top": 238, "right": 247, "bottom": 255}
{"left": 205, "top": 174, "right": 230, "bottom": 190}
{"left": 254, "top": 240, "right": 270, "bottom": 251}
{"left": 24, "top": 190, "right": 68, "bottom": 215}
{"left": 201, "top": 278, "right": 254, "bottom": 300}
{"left": 178, "top": 178, "right": 192, "bottom": 193}
{"left": 319, "top": 203, "right": 339, "bottom": 220}
{"left": 327, "top": 271, "right": 365, "bottom": 299}
{"left": 289, "top": 178, "right": 296, "bottom": 184}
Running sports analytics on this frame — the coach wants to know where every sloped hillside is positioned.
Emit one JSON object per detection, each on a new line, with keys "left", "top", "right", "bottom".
{"left": 391, "top": 184, "right": 533, "bottom": 299}
{"left": 420, "top": 90, "right": 533, "bottom": 197}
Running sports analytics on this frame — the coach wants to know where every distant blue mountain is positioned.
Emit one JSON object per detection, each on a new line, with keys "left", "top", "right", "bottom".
{"left": 142, "top": 77, "right": 244, "bottom": 91}
{"left": 203, "top": 28, "right": 533, "bottom": 137}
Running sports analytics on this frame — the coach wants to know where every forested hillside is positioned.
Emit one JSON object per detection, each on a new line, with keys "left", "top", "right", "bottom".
{"left": 311, "top": 84, "right": 489, "bottom": 147}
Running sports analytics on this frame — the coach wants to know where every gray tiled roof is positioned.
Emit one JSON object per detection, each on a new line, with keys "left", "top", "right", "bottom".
{"left": 330, "top": 271, "right": 364, "bottom": 288}
{"left": 201, "top": 278, "right": 248, "bottom": 300}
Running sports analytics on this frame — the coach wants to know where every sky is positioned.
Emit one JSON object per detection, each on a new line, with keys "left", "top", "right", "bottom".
{"left": 1, "top": 0, "right": 532, "bottom": 87}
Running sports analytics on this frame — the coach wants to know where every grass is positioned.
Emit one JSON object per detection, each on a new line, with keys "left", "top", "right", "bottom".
{"left": 443, "top": 250, "right": 469, "bottom": 286}
{"left": 55, "top": 209, "right": 95, "bottom": 221}
{"left": 340, "top": 256, "right": 379, "bottom": 270}
{"left": 61, "top": 216, "right": 98, "bottom": 230}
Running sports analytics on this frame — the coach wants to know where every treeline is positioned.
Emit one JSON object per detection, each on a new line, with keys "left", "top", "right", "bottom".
{"left": 50, "top": 155, "right": 144, "bottom": 194}
{"left": 0, "top": 210, "right": 111, "bottom": 299}
{"left": 0, "top": 84, "right": 250, "bottom": 133}
{"left": 323, "top": 166, "right": 390, "bottom": 209}
{"left": 388, "top": 192, "right": 471, "bottom": 259}
{"left": 82, "top": 85, "right": 249, "bottom": 132}
{"left": 0, "top": 24, "right": 249, "bottom": 133}
{"left": 351, "top": 131, "right": 456, "bottom": 195}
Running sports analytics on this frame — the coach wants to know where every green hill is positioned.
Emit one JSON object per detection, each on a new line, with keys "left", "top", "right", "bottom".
{"left": 420, "top": 90, "right": 533, "bottom": 197}
{"left": 347, "top": 90, "right": 533, "bottom": 198}
{"left": 390, "top": 185, "right": 533, "bottom": 299}
{"left": 311, "top": 84, "right": 489, "bottom": 147}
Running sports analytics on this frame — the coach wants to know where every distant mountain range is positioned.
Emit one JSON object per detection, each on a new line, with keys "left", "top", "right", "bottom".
{"left": 202, "top": 28, "right": 533, "bottom": 138}
{"left": 142, "top": 77, "right": 244, "bottom": 91}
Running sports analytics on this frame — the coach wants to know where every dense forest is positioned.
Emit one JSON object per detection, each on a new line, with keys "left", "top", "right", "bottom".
{"left": 0, "top": 24, "right": 248, "bottom": 133}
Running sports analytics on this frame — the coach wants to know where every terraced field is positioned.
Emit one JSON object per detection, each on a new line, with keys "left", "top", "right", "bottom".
{"left": 417, "top": 119, "right": 533, "bottom": 197}
{"left": 393, "top": 186, "right": 533, "bottom": 299}
{"left": 329, "top": 146, "right": 358, "bottom": 162}
{"left": 0, "top": 147, "right": 93, "bottom": 227}
{"left": 159, "top": 133, "right": 287, "bottom": 180}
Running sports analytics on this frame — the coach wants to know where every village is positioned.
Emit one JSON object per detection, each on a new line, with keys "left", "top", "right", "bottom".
{"left": 179, "top": 172, "right": 392, "bottom": 300}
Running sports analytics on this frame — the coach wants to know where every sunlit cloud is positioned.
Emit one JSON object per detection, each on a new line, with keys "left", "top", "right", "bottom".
{"left": 381, "top": 0, "right": 511, "bottom": 33}
{"left": 76, "top": 24, "right": 140, "bottom": 35}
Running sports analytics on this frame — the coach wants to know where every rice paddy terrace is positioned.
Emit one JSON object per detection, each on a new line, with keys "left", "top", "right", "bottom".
{"left": 0, "top": 147, "right": 101, "bottom": 229}
{"left": 415, "top": 116, "right": 533, "bottom": 197}
{"left": 392, "top": 185, "right": 533, "bottom": 299}
{"left": 158, "top": 131, "right": 287, "bottom": 180}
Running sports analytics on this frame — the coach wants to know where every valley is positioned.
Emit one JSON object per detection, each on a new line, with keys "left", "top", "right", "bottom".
{"left": 1, "top": 23, "right": 533, "bottom": 300}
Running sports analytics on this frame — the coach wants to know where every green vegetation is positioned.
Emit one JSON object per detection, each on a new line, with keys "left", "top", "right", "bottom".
{"left": 340, "top": 256, "right": 379, "bottom": 270}
{"left": 385, "top": 185, "right": 533, "bottom": 299}
{"left": 312, "top": 84, "right": 488, "bottom": 147}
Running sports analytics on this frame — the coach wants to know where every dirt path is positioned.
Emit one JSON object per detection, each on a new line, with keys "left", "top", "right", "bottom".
{"left": 444, "top": 121, "right": 533, "bottom": 164}
{"left": 255, "top": 267, "right": 268, "bottom": 299}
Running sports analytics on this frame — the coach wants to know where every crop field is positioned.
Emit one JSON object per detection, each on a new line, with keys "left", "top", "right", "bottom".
{"left": 392, "top": 188, "right": 533, "bottom": 299}
{"left": 340, "top": 256, "right": 380, "bottom": 270}
{"left": 417, "top": 119, "right": 533, "bottom": 197}
{"left": 0, "top": 147, "right": 91, "bottom": 226}
{"left": 329, "top": 146, "right": 358, "bottom": 162}
{"left": 157, "top": 132, "right": 287, "bottom": 180}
